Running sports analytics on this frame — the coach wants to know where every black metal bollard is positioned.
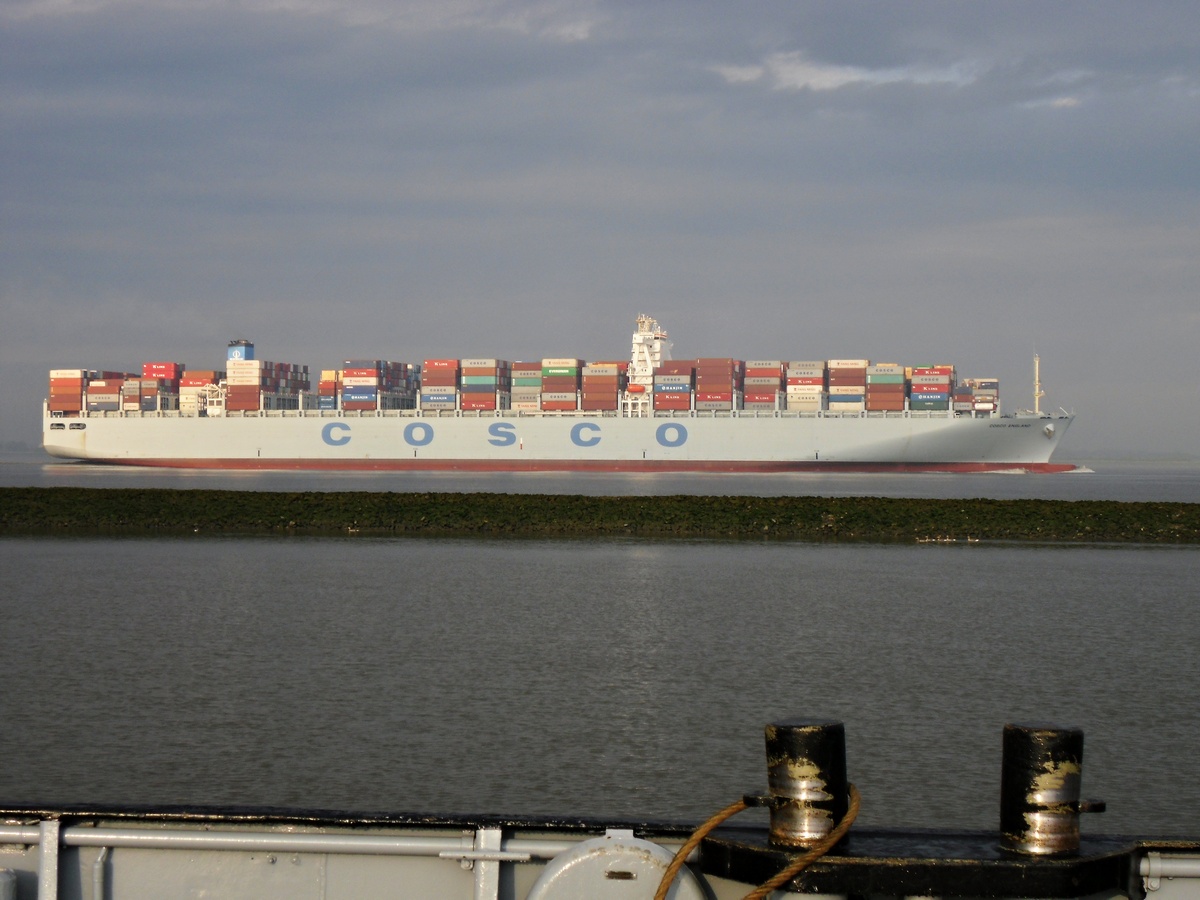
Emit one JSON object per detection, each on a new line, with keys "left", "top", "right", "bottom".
{"left": 1000, "top": 723, "right": 1086, "bottom": 855}
{"left": 762, "top": 718, "right": 848, "bottom": 848}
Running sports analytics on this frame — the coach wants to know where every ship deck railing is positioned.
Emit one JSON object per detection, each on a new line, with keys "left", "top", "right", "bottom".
{"left": 47, "top": 407, "right": 1006, "bottom": 422}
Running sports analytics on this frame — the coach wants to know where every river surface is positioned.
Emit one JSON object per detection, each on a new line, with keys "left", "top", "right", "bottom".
{"left": 2, "top": 532, "right": 1197, "bottom": 838}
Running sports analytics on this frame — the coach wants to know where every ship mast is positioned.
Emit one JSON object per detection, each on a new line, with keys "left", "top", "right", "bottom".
{"left": 1033, "top": 354, "right": 1044, "bottom": 416}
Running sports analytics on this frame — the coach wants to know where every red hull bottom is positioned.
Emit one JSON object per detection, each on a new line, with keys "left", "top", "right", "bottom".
{"left": 82, "top": 458, "right": 1082, "bottom": 474}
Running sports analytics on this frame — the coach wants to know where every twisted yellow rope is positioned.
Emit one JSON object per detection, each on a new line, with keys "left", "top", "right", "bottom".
{"left": 653, "top": 797, "right": 748, "bottom": 900}
{"left": 742, "top": 784, "right": 860, "bottom": 900}
{"left": 653, "top": 784, "right": 860, "bottom": 900}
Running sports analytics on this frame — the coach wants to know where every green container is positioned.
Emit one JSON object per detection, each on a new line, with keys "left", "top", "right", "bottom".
{"left": 542, "top": 366, "right": 579, "bottom": 377}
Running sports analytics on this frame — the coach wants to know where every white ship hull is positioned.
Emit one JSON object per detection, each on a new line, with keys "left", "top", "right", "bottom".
{"left": 43, "top": 407, "right": 1076, "bottom": 473}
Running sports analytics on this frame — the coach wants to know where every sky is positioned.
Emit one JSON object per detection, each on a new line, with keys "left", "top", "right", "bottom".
{"left": 2, "top": 0, "right": 1198, "bottom": 458}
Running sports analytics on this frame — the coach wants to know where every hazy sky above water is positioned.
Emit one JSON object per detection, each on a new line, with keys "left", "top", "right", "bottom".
{"left": 3, "top": 1, "right": 1197, "bottom": 458}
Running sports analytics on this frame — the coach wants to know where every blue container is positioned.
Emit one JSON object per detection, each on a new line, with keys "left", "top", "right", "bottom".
{"left": 654, "top": 383, "right": 691, "bottom": 393}
{"left": 421, "top": 392, "right": 456, "bottom": 404}
{"left": 317, "top": 396, "right": 338, "bottom": 410}
{"left": 227, "top": 340, "right": 255, "bottom": 361}
{"left": 342, "top": 388, "right": 378, "bottom": 403}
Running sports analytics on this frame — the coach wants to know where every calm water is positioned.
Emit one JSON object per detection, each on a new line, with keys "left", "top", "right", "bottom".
{"left": 3, "top": 454, "right": 1200, "bottom": 501}
{"left": 2, "top": 536, "right": 1197, "bottom": 838}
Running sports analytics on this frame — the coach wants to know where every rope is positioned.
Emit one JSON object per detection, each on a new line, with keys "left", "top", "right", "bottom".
{"left": 742, "top": 784, "right": 860, "bottom": 900}
{"left": 653, "top": 797, "right": 748, "bottom": 900}
{"left": 653, "top": 784, "right": 860, "bottom": 900}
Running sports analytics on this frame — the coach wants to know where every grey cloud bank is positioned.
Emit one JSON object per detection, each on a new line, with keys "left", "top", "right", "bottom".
{"left": 2, "top": 0, "right": 1197, "bottom": 458}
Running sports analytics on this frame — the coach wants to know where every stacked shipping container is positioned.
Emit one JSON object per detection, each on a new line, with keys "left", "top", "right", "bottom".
{"left": 653, "top": 362, "right": 694, "bottom": 411}
{"left": 694, "top": 358, "right": 743, "bottom": 411}
{"left": 580, "top": 362, "right": 626, "bottom": 412}
{"left": 785, "top": 362, "right": 827, "bottom": 411}
{"left": 341, "top": 360, "right": 414, "bottom": 411}
{"left": 459, "top": 359, "right": 510, "bottom": 411}
{"left": 46, "top": 339, "right": 1001, "bottom": 419}
{"left": 827, "top": 359, "right": 869, "bottom": 413}
{"left": 510, "top": 362, "right": 542, "bottom": 412}
{"left": 420, "top": 359, "right": 459, "bottom": 411}
{"left": 743, "top": 361, "right": 783, "bottom": 411}
{"left": 909, "top": 366, "right": 955, "bottom": 412}
{"left": 541, "top": 358, "right": 583, "bottom": 412}
{"left": 866, "top": 364, "right": 906, "bottom": 412}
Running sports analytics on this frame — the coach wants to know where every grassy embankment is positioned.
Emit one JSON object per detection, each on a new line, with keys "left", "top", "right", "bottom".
{"left": 1, "top": 487, "right": 1197, "bottom": 543}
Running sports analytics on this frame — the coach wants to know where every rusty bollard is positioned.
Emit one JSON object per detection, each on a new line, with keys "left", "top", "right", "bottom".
{"left": 761, "top": 718, "right": 848, "bottom": 848}
{"left": 1000, "top": 722, "right": 1105, "bottom": 855}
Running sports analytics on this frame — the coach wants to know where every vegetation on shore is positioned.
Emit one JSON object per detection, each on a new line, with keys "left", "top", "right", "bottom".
{"left": 1, "top": 487, "right": 1197, "bottom": 543}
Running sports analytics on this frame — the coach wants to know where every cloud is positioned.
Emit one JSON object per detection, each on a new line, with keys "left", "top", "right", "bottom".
{"left": 714, "top": 51, "right": 981, "bottom": 92}
{"left": 2, "top": 0, "right": 601, "bottom": 40}
{"left": 1021, "top": 95, "right": 1083, "bottom": 110}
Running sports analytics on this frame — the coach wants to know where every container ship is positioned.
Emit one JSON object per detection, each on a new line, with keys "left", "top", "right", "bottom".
{"left": 42, "top": 315, "right": 1076, "bottom": 472}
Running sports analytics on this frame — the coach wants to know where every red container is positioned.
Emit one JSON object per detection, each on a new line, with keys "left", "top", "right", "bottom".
{"left": 423, "top": 359, "right": 459, "bottom": 370}
{"left": 580, "top": 398, "right": 619, "bottom": 410}
{"left": 653, "top": 396, "right": 692, "bottom": 410}
{"left": 342, "top": 367, "right": 381, "bottom": 378}
{"left": 341, "top": 400, "right": 376, "bottom": 411}
{"left": 654, "top": 364, "right": 695, "bottom": 377}
{"left": 743, "top": 391, "right": 778, "bottom": 404}
{"left": 695, "top": 391, "right": 733, "bottom": 403}
{"left": 540, "top": 400, "right": 578, "bottom": 411}
{"left": 910, "top": 382, "right": 951, "bottom": 393}
{"left": 460, "top": 397, "right": 497, "bottom": 410}
{"left": 48, "top": 399, "right": 84, "bottom": 411}
{"left": 143, "top": 362, "right": 183, "bottom": 377}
